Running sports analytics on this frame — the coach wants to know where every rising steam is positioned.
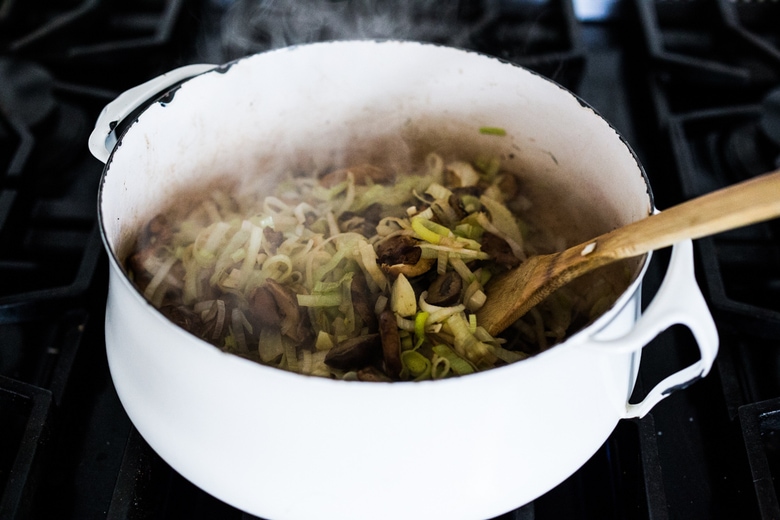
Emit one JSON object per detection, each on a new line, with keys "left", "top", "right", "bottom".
{"left": 219, "top": 0, "right": 488, "bottom": 60}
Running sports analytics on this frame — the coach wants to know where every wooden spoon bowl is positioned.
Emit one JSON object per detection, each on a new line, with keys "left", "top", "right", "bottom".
{"left": 477, "top": 169, "right": 780, "bottom": 336}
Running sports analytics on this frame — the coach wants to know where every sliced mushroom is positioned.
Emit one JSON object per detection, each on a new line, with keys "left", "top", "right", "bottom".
{"left": 426, "top": 271, "right": 463, "bottom": 307}
{"left": 361, "top": 203, "right": 383, "bottom": 224}
{"left": 324, "top": 333, "right": 382, "bottom": 370}
{"left": 319, "top": 164, "right": 395, "bottom": 188}
{"left": 497, "top": 172, "right": 519, "bottom": 201}
{"left": 125, "top": 250, "right": 152, "bottom": 292}
{"left": 384, "top": 257, "right": 435, "bottom": 278}
{"left": 146, "top": 215, "right": 173, "bottom": 244}
{"left": 376, "top": 235, "right": 421, "bottom": 265}
{"left": 160, "top": 305, "right": 203, "bottom": 333}
{"left": 378, "top": 309, "right": 403, "bottom": 379}
{"left": 448, "top": 186, "right": 482, "bottom": 220}
{"left": 375, "top": 235, "right": 435, "bottom": 278}
{"left": 249, "top": 279, "right": 312, "bottom": 343}
{"left": 125, "top": 245, "right": 168, "bottom": 293}
{"left": 337, "top": 212, "right": 376, "bottom": 238}
{"left": 247, "top": 284, "right": 281, "bottom": 328}
{"left": 351, "top": 271, "right": 377, "bottom": 331}
{"left": 263, "top": 226, "right": 284, "bottom": 254}
{"left": 357, "top": 366, "right": 393, "bottom": 382}
{"left": 481, "top": 232, "right": 522, "bottom": 269}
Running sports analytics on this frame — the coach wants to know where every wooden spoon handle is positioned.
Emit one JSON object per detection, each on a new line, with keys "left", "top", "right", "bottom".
{"left": 592, "top": 168, "right": 780, "bottom": 262}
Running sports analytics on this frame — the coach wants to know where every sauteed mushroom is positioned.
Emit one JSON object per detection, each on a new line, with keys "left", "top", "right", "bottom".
{"left": 324, "top": 333, "right": 382, "bottom": 371}
{"left": 356, "top": 366, "right": 393, "bottom": 382}
{"left": 160, "top": 304, "right": 202, "bottom": 333}
{"left": 375, "top": 235, "right": 435, "bottom": 278}
{"left": 123, "top": 149, "right": 613, "bottom": 383}
{"left": 248, "top": 279, "right": 311, "bottom": 343}
{"left": 247, "top": 284, "right": 280, "bottom": 328}
{"left": 448, "top": 186, "right": 482, "bottom": 220}
{"left": 351, "top": 271, "right": 378, "bottom": 331}
{"left": 426, "top": 271, "right": 463, "bottom": 306}
{"left": 337, "top": 202, "right": 384, "bottom": 238}
{"left": 481, "top": 232, "right": 521, "bottom": 269}
{"left": 263, "top": 226, "right": 284, "bottom": 254}
{"left": 378, "top": 309, "right": 402, "bottom": 378}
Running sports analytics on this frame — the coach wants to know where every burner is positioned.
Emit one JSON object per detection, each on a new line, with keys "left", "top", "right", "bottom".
{"left": 739, "top": 397, "right": 780, "bottom": 518}
{"left": 0, "top": 58, "right": 88, "bottom": 187}
{"left": 722, "top": 87, "right": 780, "bottom": 180}
{"left": 468, "top": 0, "right": 584, "bottom": 89}
{"left": 662, "top": 93, "right": 780, "bottom": 338}
{"left": 719, "top": 0, "right": 780, "bottom": 66}
{"left": 636, "top": 0, "right": 779, "bottom": 111}
{"left": 0, "top": 59, "right": 56, "bottom": 129}
{"left": 2, "top": 0, "right": 191, "bottom": 89}
{"left": 0, "top": 376, "right": 53, "bottom": 519}
{"left": 760, "top": 87, "right": 780, "bottom": 163}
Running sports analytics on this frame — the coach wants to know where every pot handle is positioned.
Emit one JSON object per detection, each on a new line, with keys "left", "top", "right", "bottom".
{"left": 88, "top": 63, "right": 216, "bottom": 164}
{"left": 592, "top": 239, "right": 718, "bottom": 419}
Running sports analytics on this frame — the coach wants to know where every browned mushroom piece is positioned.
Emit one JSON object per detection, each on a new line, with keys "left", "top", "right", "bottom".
{"left": 160, "top": 305, "right": 203, "bottom": 333}
{"left": 134, "top": 214, "right": 173, "bottom": 250}
{"left": 125, "top": 245, "right": 168, "bottom": 293}
{"left": 497, "top": 172, "right": 519, "bottom": 201}
{"left": 351, "top": 271, "right": 378, "bottom": 331}
{"left": 378, "top": 309, "right": 403, "bottom": 379}
{"left": 126, "top": 254, "right": 151, "bottom": 292}
{"left": 337, "top": 202, "right": 386, "bottom": 238}
{"left": 384, "top": 257, "right": 435, "bottom": 278}
{"left": 375, "top": 235, "right": 435, "bottom": 278}
{"left": 376, "top": 235, "right": 420, "bottom": 265}
{"left": 337, "top": 212, "right": 376, "bottom": 238}
{"left": 448, "top": 186, "right": 482, "bottom": 219}
{"left": 426, "top": 271, "right": 463, "bottom": 306}
{"left": 318, "top": 164, "right": 395, "bottom": 188}
{"left": 250, "top": 279, "right": 312, "bottom": 343}
{"left": 147, "top": 214, "right": 173, "bottom": 243}
{"left": 263, "top": 227, "right": 285, "bottom": 254}
{"left": 324, "top": 333, "right": 382, "bottom": 371}
{"left": 481, "top": 232, "right": 522, "bottom": 269}
{"left": 247, "top": 284, "right": 282, "bottom": 328}
{"left": 356, "top": 366, "right": 393, "bottom": 382}
{"left": 361, "top": 202, "right": 383, "bottom": 224}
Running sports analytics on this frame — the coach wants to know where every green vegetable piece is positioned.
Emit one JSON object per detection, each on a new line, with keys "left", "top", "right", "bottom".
{"left": 414, "top": 311, "right": 430, "bottom": 348}
{"left": 479, "top": 126, "right": 507, "bottom": 136}
{"left": 431, "top": 344, "right": 475, "bottom": 375}
{"left": 401, "top": 350, "right": 432, "bottom": 380}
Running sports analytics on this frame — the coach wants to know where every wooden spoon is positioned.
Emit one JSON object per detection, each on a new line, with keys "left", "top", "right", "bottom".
{"left": 476, "top": 169, "right": 780, "bottom": 336}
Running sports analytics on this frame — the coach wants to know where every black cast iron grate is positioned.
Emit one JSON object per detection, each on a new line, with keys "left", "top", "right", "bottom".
{"left": 0, "top": 376, "right": 53, "bottom": 519}
{"left": 660, "top": 103, "right": 780, "bottom": 340}
{"left": 634, "top": 0, "right": 780, "bottom": 112}
{"left": 102, "top": 418, "right": 653, "bottom": 520}
{"left": 0, "top": 0, "right": 196, "bottom": 322}
{"left": 740, "top": 396, "right": 780, "bottom": 519}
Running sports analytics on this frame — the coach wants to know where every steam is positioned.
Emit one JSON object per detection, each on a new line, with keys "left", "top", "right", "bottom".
{"left": 219, "top": 0, "right": 487, "bottom": 60}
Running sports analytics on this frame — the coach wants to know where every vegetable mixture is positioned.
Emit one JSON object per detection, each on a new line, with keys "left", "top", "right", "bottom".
{"left": 126, "top": 152, "right": 616, "bottom": 381}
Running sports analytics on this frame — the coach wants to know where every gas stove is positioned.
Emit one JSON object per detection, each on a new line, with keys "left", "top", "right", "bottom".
{"left": 1, "top": 1, "right": 779, "bottom": 518}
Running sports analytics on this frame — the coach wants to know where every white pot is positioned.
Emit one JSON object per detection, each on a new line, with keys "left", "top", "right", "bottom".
{"left": 89, "top": 41, "right": 718, "bottom": 520}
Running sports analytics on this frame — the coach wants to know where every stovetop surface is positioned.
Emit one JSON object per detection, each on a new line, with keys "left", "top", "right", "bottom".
{"left": 1, "top": 1, "right": 779, "bottom": 519}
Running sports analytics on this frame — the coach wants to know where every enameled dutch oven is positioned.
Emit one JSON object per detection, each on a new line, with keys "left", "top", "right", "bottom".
{"left": 88, "top": 41, "right": 718, "bottom": 520}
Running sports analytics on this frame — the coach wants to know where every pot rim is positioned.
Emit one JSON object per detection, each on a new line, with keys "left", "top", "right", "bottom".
{"left": 95, "top": 39, "right": 656, "bottom": 386}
